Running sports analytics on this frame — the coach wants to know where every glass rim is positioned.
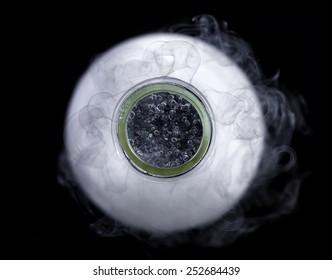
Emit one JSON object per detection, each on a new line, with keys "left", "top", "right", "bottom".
{"left": 117, "top": 77, "right": 212, "bottom": 177}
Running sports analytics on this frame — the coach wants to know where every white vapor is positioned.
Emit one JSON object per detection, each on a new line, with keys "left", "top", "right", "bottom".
{"left": 59, "top": 15, "right": 308, "bottom": 247}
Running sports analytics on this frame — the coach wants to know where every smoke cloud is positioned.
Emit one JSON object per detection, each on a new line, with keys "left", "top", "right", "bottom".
{"left": 59, "top": 15, "right": 309, "bottom": 247}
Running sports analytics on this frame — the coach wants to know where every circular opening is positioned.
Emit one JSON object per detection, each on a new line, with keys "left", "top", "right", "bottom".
{"left": 117, "top": 78, "right": 212, "bottom": 177}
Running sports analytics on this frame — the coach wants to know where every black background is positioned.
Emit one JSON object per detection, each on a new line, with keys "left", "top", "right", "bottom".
{"left": 6, "top": 3, "right": 331, "bottom": 259}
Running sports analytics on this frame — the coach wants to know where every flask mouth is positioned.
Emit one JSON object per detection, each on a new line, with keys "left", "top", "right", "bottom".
{"left": 117, "top": 77, "right": 212, "bottom": 177}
